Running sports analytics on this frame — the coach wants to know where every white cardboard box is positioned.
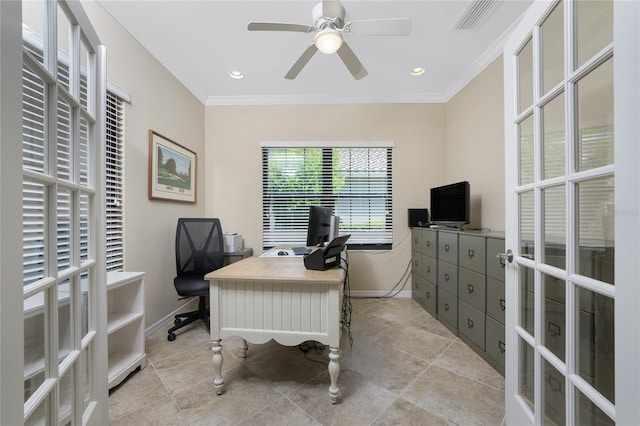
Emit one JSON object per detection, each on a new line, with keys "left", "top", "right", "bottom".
{"left": 223, "top": 233, "right": 243, "bottom": 253}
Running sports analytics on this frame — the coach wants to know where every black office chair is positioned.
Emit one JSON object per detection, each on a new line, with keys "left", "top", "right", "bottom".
{"left": 167, "top": 218, "right": 224, "bottom": 342}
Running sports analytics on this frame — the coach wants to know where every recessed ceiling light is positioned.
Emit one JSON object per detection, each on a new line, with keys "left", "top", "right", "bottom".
{"left": 410, "top": 67, "right": 425, "bottom": 76}
{"left": 229, "top": 71, "right": 244, "bottom": 80}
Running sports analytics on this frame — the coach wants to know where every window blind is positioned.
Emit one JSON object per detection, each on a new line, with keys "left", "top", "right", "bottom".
{"left": 105, "top": 92, "right": 125, "bottom": 271}
{"left": 262, "top": 146, "right": 393, "bottom": 249}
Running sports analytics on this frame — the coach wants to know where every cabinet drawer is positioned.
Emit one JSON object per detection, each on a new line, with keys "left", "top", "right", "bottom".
{"left": 438, "top": 231, "right": 458, "bottom": 264}
{"left": 486, "top": 277, "right": 505, "bottom": 324}
{"left": 485, "top": 315, "right": 505, "bottom": 369}
{"left": 458, "top": 301, "right": 485, "bottom": 350}
{"left": 412, "top": 273, "right": 427, "bottom": 307}
{"left": 411, "top": 251, "right": 423, "bottom": 275}
{"left": 423, "top": 229, "right": 437, "bottom": 257}
{"left": 437, "top": 289, "right": 457, "bottom": 328}
{"left": 544, "top": 361, "right": 566, "bottom": 425}
{"left": 458, "top": 267, "right": 486, "bottom": 311}
{"left": 437, "top": 260, "right": 458, "bottom": 295}
{"left": 486, "top": 237, "right": 506, "bottom": 281}
{"left": 459, "top": 235, "right": 486, "bottom": 274}
{"left": 424, "top": 281, "right": 437, "bottom": 315}
{"left": 423, "top": 255, "right": 437, "bottom": 284}
{"left": 411, "top": 229, "right": 423, "bottom": 253}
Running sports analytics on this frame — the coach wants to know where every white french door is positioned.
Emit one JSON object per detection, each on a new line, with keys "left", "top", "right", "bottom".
{"left": 0, "top": 0, "right": 108, "bottom": 424}
{"left": 503, "top": 0, "right": 640, "bottom": 424}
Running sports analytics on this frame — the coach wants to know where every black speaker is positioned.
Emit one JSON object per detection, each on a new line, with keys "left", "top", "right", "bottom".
{"left": 408, "top": 208, "right": 429, "bottom": 227}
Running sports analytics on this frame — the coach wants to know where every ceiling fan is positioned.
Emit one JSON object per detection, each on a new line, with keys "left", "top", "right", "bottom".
{"left": 247, "top": 0, "right": 412, "bottom": 80}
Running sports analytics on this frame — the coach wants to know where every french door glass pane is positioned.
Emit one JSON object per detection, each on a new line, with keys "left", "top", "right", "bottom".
{"left": 543, "top": 357, "right": 565, "bottom": 425}
{"left": 57, "top": 96, "right": 72, "bottom": 181}
{"left": 81, "top": 270, "right": 90, "bottom": 338}
{"left": 79, "top": 117, "right": 90, "bottom": 186}
{"left": 80, "top": 192, "right": 89, "bottom": 262}
{"left": 520, "top": 190, "right": 534, "bottom": 256}
{"left": 57, "top": 187, "right": 72, "bottom": 272}
{"left": 577, "top": 286, "right": 615, "bottom": 403}
{"left": 57, "top": 4, "right": 71, "bottom": 92}
{"left": 544, "top": 273, "right": 565, "bottom": 362}
{"left": 24, "top": 292, "right": 46, "bottom": 403}
{"left": 576, "top": 57, "right": 614, "bottom": 172}
{"left": 541, "top": 1, "right": 564, "bottom": 95}
{"left": 543, "top": 185, "right": 565, "bottom": 267}
{"left": 519, "top": 115, "right": 535, "bottom": 185}
{"left": 576, "top": 389, "right": 614, "bottom": 425}
{"left": 23, "top": 64, "right": 46, "bottom": 173}
{"left": 82, "top": 347, "right": 92, "bottom": 412}
{"left": 58, "top": 279, "right": 72, "bottom": 364}
{"left": 23, "top": 181, "right": 46, "bottom": 286}
{"left": 518, "top": 37, "right": 534, "bottom": 113}
{"left": 520, "top": 337, "right": 535, "bottom": 411}
{"left": 22, "top": 0, "right": 45, "bottom": 60}
{"left": 80, "top": 39, "right": 90, "bottom": 110}
{"left": 576, "top": 0, "right": 613, "bottom": 70}
{"left": 576, "top": 176, "right": 614, "bottom": 284}
{"left": 521, "top": 267, "right": 535, "bottom": 336}
{"left": 542, "top": 94, "right": 565, "bottom": 180}
{"left": 59, "top": 369, "right": 73, "bottom": 425}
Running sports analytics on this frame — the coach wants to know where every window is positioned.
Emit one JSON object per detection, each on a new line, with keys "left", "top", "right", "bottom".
{"left": 262, "top": 142, "right": 393, "bottom": 249}
{"left": 105, "top": 91, "right": 125, "bottom": 271}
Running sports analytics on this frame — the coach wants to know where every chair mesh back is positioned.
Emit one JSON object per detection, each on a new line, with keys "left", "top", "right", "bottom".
{"left": 175, "top": 218, "right": 224, "bottom": 276}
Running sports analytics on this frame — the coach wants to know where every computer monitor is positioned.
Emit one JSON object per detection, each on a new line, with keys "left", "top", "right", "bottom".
{"left": 306, "top": 205, "right": 333, "bottom": 247}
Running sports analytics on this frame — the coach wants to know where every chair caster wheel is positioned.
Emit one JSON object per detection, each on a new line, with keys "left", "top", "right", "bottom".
{"left": 167, "top": 333, "right": 176, "bottom": 342}
{"left": 174, "top": 319, "right": 180, "bottom": 326}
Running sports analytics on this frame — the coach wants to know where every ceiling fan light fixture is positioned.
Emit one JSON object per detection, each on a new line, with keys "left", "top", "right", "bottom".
{"left": 314, "top": 28, "right": 343, "bottom": 54}
{"left": 410, "top": 67, "right": 425, "bottom": 76}
{"left": 229, "top": 70, "right": 244, "bottom": 79}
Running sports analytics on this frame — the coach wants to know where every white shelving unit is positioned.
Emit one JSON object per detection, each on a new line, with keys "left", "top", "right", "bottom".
{"left": 107, "top": 271, "right": 146, "bottom": 389}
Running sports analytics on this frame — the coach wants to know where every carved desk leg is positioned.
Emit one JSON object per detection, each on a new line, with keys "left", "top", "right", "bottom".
{"left": 240, "top": 339, "right": 248, "bottom": 358}
{"left": 328, "top": 346, "right": 340, "bottom": 404}
{"left": 212, "top": 339, "right": 224, "bottom": 395}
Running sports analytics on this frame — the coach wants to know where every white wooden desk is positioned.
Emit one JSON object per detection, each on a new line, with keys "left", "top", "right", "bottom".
{"left": 205, "top": 255, "right": 345, "bottom": 403}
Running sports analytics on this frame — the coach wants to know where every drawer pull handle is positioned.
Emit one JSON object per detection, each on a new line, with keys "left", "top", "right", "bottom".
{"left": 444, "top": 273, "right": 450, "bottom": 281}
{"left": 426, "top": 241, "right": 431, "bottom": 247}
{"left": 414, "top": 260, "right": 419, "bottom": 267}
{"left": 467, "top": 318, "right": 474, "bottom": 328}
{"left": 467, "top": 284, "right": 474, "bottom": 294}
{"left": 500, "top": 299, "right": 505, "bottom": 310}
{"left": 548, "top": 375, "right": 562, "bottom": 392}
{"left": 468, "top": 249, "right": 474, "bottom": 258}
{"left": 499, "top": 341, "right": 505, "bottom": 353}
{"left": 426, "top": 266, "right": 431, "bottom": 273}
{"left": 445, "top": 244, "right": 450, "bottom": 252}
{"left": 444, "top": 303, "right": 450, "bottom": 311}
{"left": 414, "top": 237, "right": 419, "bottom": 244}
{"left": 426, "top": 291, "right": 431, "bottom": 298}
{"left": 548, "top": 322, "right": 562, "bottom": 336}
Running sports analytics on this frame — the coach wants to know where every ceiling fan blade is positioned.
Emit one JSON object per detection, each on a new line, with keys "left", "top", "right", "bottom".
{"left": 322, "top": 0, "right": 344, "bottom": 19}
{"left": 247, "top": 22, "right": 313, "bottom": 33}
{"left": 347, "top": 18, "right": 412, "bottom": 36}
{"left": 285, "top": 44, "right": 319, "bottom": 80}
{"left": 336, "top": 42, "right": 368, "bottom": 80}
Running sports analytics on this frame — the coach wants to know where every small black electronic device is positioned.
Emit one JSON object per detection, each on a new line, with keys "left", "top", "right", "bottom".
{"left": 304, "top": 234, "right": 350, "bottom": 271}
{"left": 277, "top": 251, "right": 289, "bottom": 256}
{"left": 430, "top": 181, "right": 470, "bottom": 227}
{"left": 408, "top": 208, "right": 429, "bottom": 227}
{"left": 306, "top": 205, "right": 333, "bottom": 247}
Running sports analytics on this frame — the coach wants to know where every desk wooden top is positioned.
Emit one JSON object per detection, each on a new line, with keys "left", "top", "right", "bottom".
{"left": 205, "top": 256, "right": 345, "bottom": 284}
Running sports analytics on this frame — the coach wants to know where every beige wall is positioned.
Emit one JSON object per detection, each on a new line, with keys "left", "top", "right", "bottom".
{"left": 445, "top": 56, "right": 505, "bottom": 231}
{"left": 204, "top": 104, "right": 447, "bottom": 293}
{"left": 84, "top": 1, "right": 205, "bottom": 327}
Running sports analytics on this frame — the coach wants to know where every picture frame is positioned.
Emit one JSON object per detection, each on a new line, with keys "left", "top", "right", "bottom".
{"left": 148, "top": 130, "right": 196, "bottom": 203}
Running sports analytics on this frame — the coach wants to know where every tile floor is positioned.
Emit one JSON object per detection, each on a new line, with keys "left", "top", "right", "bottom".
{"left": 109, "top": 297, "right": 505, "bottom": 425}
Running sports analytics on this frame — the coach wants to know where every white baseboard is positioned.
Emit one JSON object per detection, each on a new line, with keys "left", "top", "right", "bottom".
{"left": 350, "top": 290, "right": 412, "bottom": 299}
{"left": 145, "top": 298, "right": 198, "bottom": 338}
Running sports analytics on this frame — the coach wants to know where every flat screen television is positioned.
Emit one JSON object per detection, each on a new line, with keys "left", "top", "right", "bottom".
{"left": 306, "top": 205, "right": 333, "bottom": 247}
{"left": 430, "top": 181, "right": 470, "bottom": 227}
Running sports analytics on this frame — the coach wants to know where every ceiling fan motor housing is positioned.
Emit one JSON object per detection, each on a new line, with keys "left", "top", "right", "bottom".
{"left": 312, "top": 2, "right": 345, "bottom": 30}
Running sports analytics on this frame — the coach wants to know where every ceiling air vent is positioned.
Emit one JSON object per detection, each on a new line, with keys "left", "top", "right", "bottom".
{"left": 453, "top": 0, "right": 502, "bottom": 32}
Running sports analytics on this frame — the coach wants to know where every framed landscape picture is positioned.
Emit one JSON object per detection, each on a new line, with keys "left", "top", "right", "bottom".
{"left": 148, "top": 130, "right": 196, "bottom": 203}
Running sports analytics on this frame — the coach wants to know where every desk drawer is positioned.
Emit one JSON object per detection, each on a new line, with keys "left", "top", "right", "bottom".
{"left": 486, "top": 277, "right": 505, "bottom": 324}
{"left": 438, "top": 231, "right": 458, "bottom": 264}
{"left": 459, "top": 235, "right": 486, "bottom": 274}
{"left": 437, "top": 289, "right": 457, "bottom": 329}
{"left": 438, "top": 260, "right": 458, "bottom": 295}
{"left": 458, "top": 267, "right": 486, "bottom": 311}
{"left": 459, "top": 300, "right": 485, "bottom": 350}
{"left": 485, "top": 315, "right": 505, "bottom": 369}
{"left": 423, "top": 255, "right": 437, "bottom": 284}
